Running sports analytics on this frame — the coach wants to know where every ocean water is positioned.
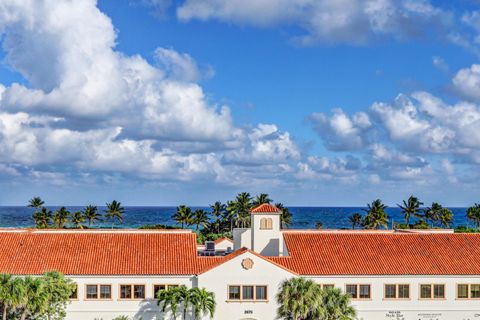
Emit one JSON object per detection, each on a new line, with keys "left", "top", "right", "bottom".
{"left": 0, "top": 206, "right": 472, "bottom": 229}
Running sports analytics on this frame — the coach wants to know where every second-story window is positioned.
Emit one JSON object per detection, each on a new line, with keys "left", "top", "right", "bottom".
{"left": 346, "top": 284, "right": 371, "bottom": 299}
{"left": 228, "top": 285, "right": 268, "bottom": 301}
{"left": 420, "top": 284, "right": 445, "bottom": 299}
{"left": 120, "top": 284, "right": 145, "bottom": 299}
{"left": 384, "top": 284, "right": 409, "bottom": 299}
{"left": 85, "top": 284, "right": 111, "bottom": 299}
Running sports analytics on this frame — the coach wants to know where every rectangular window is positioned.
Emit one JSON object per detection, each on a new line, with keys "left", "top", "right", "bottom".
{"left": 86, "top": 285, "right": 98, "bottom": 299}
{"left": 359, "top": 285, "right": 371, "bottom": 299}
{"left": 256, "top": 286, "right": 267, "bottom": 300}
{"left": 420, "top": 284, "right": 432, "bottom": 299}
{"left": 229, "top": 286, "right": 240, "bottom": 300}
{"left": 322, "top": 284, "right": 334, "bottom": 290}
{"left": 398, "top": 285, "right": 410, "bottom": 299}
{"left": 471, "top": 284, "right": 480, "bottom": 298}
{"left": 134, "top": 285, "right": 145, "bottom": 299}
{"left": 99, "top": 285, "right": 111, "bottom": 299}
{"left": 346, "top": 285, "right": 357, "bottom": 299}
{"left": 457, "top": 284, "right": 468, "bottom": 299}
{"left": 120, "top": 285, "right": 132, "bottom": 299}
{"left": 433, "top": 285, "right": 445, "bottom": 299}
{"left": 385, "top": 284, "right": 396, "bottom": 299}
{"left": 242, "top": 286, "right": 254, "bottom": 300}
{"left": 70, "top": 285, "right": 78, "bottom": 299}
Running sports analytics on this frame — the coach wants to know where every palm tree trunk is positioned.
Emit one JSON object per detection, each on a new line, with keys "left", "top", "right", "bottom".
{"left": 3, "top": 307, "right": 7, "bottom": 320}
{"left": 20, "top": 311, "right": 27, "bottom": 320}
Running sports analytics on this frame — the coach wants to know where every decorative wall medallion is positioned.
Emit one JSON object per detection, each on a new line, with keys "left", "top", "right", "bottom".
{"left": 241, "top": 258, "right": 254, "bottom": 270}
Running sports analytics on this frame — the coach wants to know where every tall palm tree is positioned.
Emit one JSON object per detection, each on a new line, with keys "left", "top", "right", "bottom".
{"left": 467, "top": 203, "right": 480, "bottom": 228}
{"left": 52, "top": 207, "right": 70, "bottom": 229}
{"left": 33, "top": 207, "right": 52, "bottom": 229}
{"left": 105, "top": 200, "right": 125, "bottom": 229}
{"left": 0, "top": 274, "right": 23, "bottom": 320}
{"left": 438, "top": 208, "right": 453, "bottom": 228}
{"left": 172, "top": 205, "right": 193, "bottom": 229}
{"left": 253, "top": 193, "right": 272, "bottom": 206}
{"left": 348, "top": 213, "right": 362, "bottom": 229}
{"left": 398, "top": 196, "right": 423, "bottom": 226}
{"left": 362, "top": 199, "right": 388, "bottom": 230}
{"left": 233, "top": 192, "right": 253, "bottom": 228}
{"left": 71, "top": 211, "right": 85, "bottom": 229}
{"left": 424, "top": 202, "right": 443, "bottom": 227}
{"left": 192, "top": 209, "right": 209, "bottom": 231}
{"left": 83, "top": 205, "right": 101, "bottom": 227}
{"left": 277, "top": 277, "right": 322, "bottom": 320}
{"left": 320, "top": 287, "right": 356, "bottom": 320}
{"left": 27, "top": 197, "right": 44, "bottom": 210}
{"left": 190, "top": 287, "right": 215, "bottom": 319}
{"left": 210, "top": 201, "right": 226, "bottom": 234}
{"left": 275, "top": 203, "right": 292, "bottom": 228}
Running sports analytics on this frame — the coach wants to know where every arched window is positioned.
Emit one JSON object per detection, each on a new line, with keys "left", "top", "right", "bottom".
{"left": 260, "top": 218, "right": 273, "bottom": 230}
{"left": 266, "top": 218, "right": 273, "bottom": 229}
{"left": 260, "top": 218, "right": 267, "bottom": 229}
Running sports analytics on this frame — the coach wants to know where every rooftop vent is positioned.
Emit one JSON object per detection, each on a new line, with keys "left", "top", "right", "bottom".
{"left": 205, "top": 241, "right": 215, "bottom": 252}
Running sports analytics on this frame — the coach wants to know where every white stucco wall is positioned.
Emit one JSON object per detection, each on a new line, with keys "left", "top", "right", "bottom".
{"left": 306, "top": 275, "right": 480, "bottom": 320}
{"left": 65, "top": 275, "right": 195, "bottom": 320}
{"left": 215, "top": 238, "right": 234, "bottom": 251}
{"left": 233, "top": 228, "right": 251, "bottom": 250}
{"left": 62, "top": 273, "right": 480, "bottom": 320}
{"left": 197, "top": 251, "right": 295, "bottom": 320}
{"left": 251, "top": 213, "right": 283, "bottom": 256}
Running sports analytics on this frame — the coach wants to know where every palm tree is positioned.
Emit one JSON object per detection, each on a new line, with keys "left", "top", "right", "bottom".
{"left": 33, "top": 207, "right": 52, "bottom": 229}
{"left": 105, "top": 200, "right": 125, "bottom": 229}
{"left": 210, "top": 201, "right": 226, "bottom": 234}
{"left": 18, "top": 276, "right": 48, "bottom": 320}
{"left": 28, "top": 197, "right": 44, "bottom": 210}
{"left": 192, "top": 209, "right": 209, "bottom": 231}
{"left": 157, "top": 286, "right": 179, "bottom": 319}
{"left": 157, "top": 285, "right": 192, "bottom": 320}
{"left": 276, "top": 203, "right": 292, "bottom": 228}
{"left": 467, "top": 203, "right": 480, "bottom": 228}
{"left": 362, "top": 199, "right": 388, "bottom": 230}
{"left": 348, "top": 213, "right": 362, "bottom": 229}
{"left": 0, "top": 274, "right": 25, "bottom": 320}
{"left": 438, "top": 208, "right": 453, "bottom": 228}
{"left": 52, "top": 207, "right": 70, "bottom": 229}
{"left": 277, "top": 277, "right": 322, "bottom": 320}
{"left": 190, "top": 287, "right": 215, "bottom": 319}
{"left": 83, "top": 205, "right": 101, "bottom": 227}
{"left": 172, "top": 205, "right": 193, "bottom": 229}
{"left": 253, "top": 193, "right": 272, "bottom": 206}
{"left": 232, "top": 192, "right": 253, "bottom": 228}
{"left": 320, "top": 287, "right": 356, "bottom": 320}
{"left": 71, "top": 211, "right": 85, "bottom": 229}
{"left": 398, "top": 196, "right": 423, "bottom": 226}
{"left": 424, "top": 202, "right": 443, "bottom": 227}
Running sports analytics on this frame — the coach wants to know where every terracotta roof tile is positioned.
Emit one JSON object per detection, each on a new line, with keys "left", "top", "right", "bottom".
{"left": 250, "top": 203, "right": 281, "bottom": 213}
{"left": 269, "top": 232, "right": 480, "bottom": 275}
{"left": 0, "top": 230, "right": 219, "bottom": 275}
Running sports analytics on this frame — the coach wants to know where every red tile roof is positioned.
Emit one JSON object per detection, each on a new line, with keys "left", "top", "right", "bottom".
{"left": 0, "top": 229, "right": 219, "bottom": 275}
{"left": 269, "top": 232, "right": 480, "bottom": 275}
{"left": 250, "top": 203, "right": 281, "bottom": 213}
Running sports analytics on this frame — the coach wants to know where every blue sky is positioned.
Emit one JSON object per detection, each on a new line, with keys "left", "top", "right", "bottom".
{"left": 0, "top": 0, "right": 479, "bottom": 206}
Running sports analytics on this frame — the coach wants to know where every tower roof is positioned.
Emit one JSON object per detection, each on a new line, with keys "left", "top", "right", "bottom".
{"left": 250, "top": 203, "right": 281, "bottom": 214}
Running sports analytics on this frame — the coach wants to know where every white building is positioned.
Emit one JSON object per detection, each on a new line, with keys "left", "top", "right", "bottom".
{"left": 1, "top": 203, "right": 480, "bottom": 320}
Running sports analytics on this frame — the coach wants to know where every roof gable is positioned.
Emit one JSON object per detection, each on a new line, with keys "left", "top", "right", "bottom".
{"left": 250, "top": 203, "right": 281, "bottom": 214}
{"left": 197, "top": 247, "right": 297, "bottom": 275}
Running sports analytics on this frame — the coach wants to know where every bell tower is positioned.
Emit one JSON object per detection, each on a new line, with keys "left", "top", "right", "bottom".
{"left": 250, "top": 203, "right": 284, "bottom": 256}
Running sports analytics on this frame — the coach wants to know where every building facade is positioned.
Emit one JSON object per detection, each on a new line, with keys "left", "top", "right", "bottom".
{"left": 1, "top": 203, "right": 480, "bottom": 320}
